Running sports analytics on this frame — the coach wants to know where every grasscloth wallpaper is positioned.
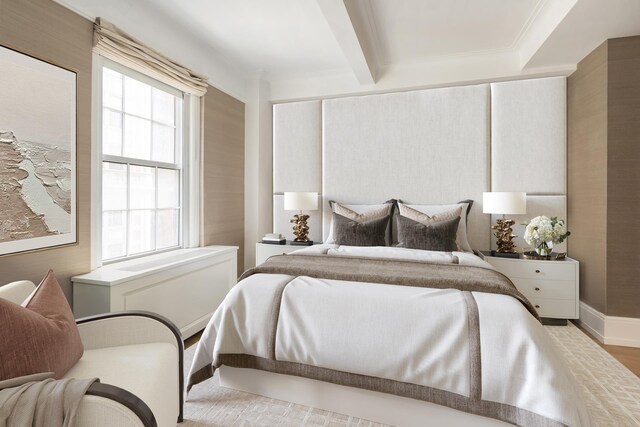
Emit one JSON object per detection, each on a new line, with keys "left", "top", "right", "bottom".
{"left": 567, "top": 41, "right": 608, "bottom": 314}
{"left": 201, "top": 87, "right": 245, "bottom": 276}
{"left": 0, "top": 0, "right": 93, "bottom": 302}
{"left": 568, "top": 36, "right": 640, "bottom": 318}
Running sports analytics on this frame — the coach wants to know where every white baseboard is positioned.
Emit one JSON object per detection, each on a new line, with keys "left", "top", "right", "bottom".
{"left": 577, "top": 302, "right": 606, "bottom": 342}
{"left": 578, "top": 301, "right": 640, "bottom": 348}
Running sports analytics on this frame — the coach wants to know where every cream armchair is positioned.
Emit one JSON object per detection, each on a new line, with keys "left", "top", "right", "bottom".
{"left": 0, "top": 280, "right": 183, "bottom": 427}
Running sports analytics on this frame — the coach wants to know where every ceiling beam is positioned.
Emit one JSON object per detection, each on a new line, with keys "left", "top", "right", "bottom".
{"left": 316, "top": 0, "right": 377, "bottom": 85}
{"left": 516, "top": 0, "right": 579, "bottom": 69}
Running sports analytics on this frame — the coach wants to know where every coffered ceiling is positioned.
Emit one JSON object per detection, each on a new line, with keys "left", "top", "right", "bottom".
{"left": 54, "top": 0, "right": 640, "bottom": 99}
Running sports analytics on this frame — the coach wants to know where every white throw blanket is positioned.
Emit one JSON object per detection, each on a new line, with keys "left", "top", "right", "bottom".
{"left": 188, "top": 249, "right": 592, "bottom": 427}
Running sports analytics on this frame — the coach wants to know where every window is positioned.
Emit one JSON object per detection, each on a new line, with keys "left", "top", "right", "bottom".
{"left": 100, "top": 66, "right": 183, "bottom": 261}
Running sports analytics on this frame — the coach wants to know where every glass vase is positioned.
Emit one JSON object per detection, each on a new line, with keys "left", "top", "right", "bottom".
{"left": 535, "top": 241, "right": 553, "bottom": 257}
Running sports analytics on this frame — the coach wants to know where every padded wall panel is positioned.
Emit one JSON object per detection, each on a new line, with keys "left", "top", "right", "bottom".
{"left": 491, "top": 77, "right": 567, "bottom": 194}
{"left": 322, "top": 84, "right": 491, "bottom": 250}
{"left": 273, "top": 195, "right": 323, "bottom": 243}
{"left": 273, "top": 100, "right": 322, "bottom": 193}
{"left": 490, "top": 195, "right": 567, "bottom": 253}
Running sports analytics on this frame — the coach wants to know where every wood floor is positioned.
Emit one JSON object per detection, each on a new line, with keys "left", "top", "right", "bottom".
{"left": 574, "top": 322, "right": 640, "bottom": 378}
{"left": 184, "top": 324, "right": 640, "bottom": 378}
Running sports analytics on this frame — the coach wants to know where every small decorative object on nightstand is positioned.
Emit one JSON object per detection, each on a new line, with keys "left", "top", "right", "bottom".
{"left": 284, "top": 192, "right": 318, "bottom": 246}
{"left": 483, "top": 192, "right": 527, "bottom": 258}
{"left": 261, "top": 233, "right": 286, "bottom": 245}
{"left": 523, "top": 216, "right": 571, "bottom": 259}
{"left": 480, "top": 251, "right": 579, "bottom": 324}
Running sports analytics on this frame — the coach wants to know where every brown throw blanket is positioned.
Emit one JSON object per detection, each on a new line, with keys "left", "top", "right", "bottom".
{"left": 0, "top": 375, "right": 98, "bottom": 427}
{"left": 240, "top": 253, "right": 539, "bottom": 319}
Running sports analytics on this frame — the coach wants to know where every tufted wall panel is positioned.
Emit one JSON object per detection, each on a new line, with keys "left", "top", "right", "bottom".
{"left": 321, "top": 84, "right": 491, "bottom": 250}
{"left": 273, "top": 100, "right": 322, "bottom": 193}
{"left": 490, "top": 77, "right": 567, "bottom": 194}
{"left": 271, "top": 77, "right": 567, "bottom": 252}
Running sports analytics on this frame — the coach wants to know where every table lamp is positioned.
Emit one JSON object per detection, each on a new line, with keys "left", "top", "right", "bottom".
{"left": 483, "top": 192, "right": 526, "bottom": 257}
{"left": 284, "top": 192, "right": 318, "bottom": 245}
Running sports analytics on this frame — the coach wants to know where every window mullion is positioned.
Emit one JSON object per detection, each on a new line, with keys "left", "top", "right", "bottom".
{"left": 120, "top": 71, "right": 125, "bottom": 157}
{"left": 126, "top": 163, "right": 130, "bottom": 257}
{"left": 155, "top": 166, "right": 158, "bottom": 252}
{"left": 150, "top": 89, "right": 154, "bottom": 162}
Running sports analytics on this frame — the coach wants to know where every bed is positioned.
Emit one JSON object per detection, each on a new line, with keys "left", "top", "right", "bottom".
{"left": 187, "top": 235, "right": 592, "bottom": 426}
{"left": 206, "top": 80, "right": 581, "bottom": 426}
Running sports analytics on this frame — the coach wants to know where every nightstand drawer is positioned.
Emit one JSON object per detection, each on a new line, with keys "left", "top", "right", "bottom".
{"left": 491, "top": 259, "right": 575, "bottom": 281}
{"left": 528, "top": 297, "right": 577, "bottom": 319}
{"left": 511, "top": 278, "right": 575, "bottom": 300}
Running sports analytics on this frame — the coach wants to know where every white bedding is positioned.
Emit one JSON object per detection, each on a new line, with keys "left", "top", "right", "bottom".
{"left": 290, "top": 244, "right": 492, "bottom": 269}
{"left": 188, "top": 247, "right": 591, "bottom": 427}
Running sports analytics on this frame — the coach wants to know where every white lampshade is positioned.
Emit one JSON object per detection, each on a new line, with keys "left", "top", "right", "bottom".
{"left": 483, "top": 192, "right": 527, "bottom": 215}
{"left": 284, "top": 192, "right": 318, "bottom": 211}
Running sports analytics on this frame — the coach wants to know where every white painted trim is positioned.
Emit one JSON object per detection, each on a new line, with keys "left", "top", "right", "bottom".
{"left": 578, "top": 301, "right": 640, "bottom": 348}
{"left": 516, "top": 0, "right": 579, "bottom": 68}
{"left": 90, "top": 54, "right": 104, "bottom": 270}
{"left": 577, "top": 301, "right": 605, "bottom": 343}
{"left": 605, "top": 315, "right": 640, "bottom": 348}
{"left": 184, "top": 94, "right": 201, "bottom": 248}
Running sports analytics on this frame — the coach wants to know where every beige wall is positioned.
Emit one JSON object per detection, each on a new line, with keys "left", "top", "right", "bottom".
{"left": 567, "top": 41, "right": 608, "bottom": 313}
{"left": 201, "top": 87, "right": 245, "bottom": 275}
{"left": 0, "top": 0, "right": 93, "bottom": 302}
{"left": 568, "top": 36, "right": 640, "bottom": 318}
{"left": 606, "top": 37, "right": 640, "bottom": 318}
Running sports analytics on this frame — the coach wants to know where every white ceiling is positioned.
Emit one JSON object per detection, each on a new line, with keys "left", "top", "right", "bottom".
{"left": 54, "top": 0, "right": 640, "bottom": 100}
{"left": 137, "top": 0, "right": 349, "bottom": 76}
{"left": 370, "top": 0, "right": 542, "bottom": 64}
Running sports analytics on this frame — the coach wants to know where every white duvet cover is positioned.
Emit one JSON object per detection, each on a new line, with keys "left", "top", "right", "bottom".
{"left": 188, "top": 247, "right": 591, "bottom": 427}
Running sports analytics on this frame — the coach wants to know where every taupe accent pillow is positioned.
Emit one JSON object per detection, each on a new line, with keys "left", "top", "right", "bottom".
{"left": 334, "top": 203, "right": 391, "bottom": 221}
{"left": 0, "top": 270, "right": 84, "bottom": 381}
{"left": 332, "top": 213, "right": 389, "bottom": 247}
{"left": 397, "top": 203, "right": 468, "bottom": 250}
{"left": 396, "top": 215, "right": 461, "bottom": 251}
{"left": 326, "top": 201, "right": 394, "bottom": 245}
{"left": 398, "top": 205, "right": 462, "bottom": 224}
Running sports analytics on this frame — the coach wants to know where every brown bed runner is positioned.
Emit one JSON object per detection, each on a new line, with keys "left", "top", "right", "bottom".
{"left": 240, "top": 254, "right": 539, "bottom": 320}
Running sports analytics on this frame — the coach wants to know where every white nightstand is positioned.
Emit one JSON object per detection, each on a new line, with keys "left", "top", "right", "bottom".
{"left": 256, "top": 241, "right": 314, "bottom": 265}
{"left": 479, "top": 251, "right": 579, "bottom": 321}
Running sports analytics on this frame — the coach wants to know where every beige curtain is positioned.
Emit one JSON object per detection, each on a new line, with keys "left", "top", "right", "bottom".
{"left": 93, "top": 18, "right": 208, "bottom": 96}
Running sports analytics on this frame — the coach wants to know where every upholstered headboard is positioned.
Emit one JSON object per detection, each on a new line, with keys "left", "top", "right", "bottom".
{"left": 272, "top": 76, "right": 567, "bottom": 252}
{"left": 321, "top": 84, "right": 491, "bottom": 249}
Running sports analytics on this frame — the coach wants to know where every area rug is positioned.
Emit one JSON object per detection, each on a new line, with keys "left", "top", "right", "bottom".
{"left": 182, "top": 322, "right": 640, "bottom": 426}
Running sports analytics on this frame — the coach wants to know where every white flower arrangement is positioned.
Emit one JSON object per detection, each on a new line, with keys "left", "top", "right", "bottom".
{"left": 523, "top": 216, "right": 571, "bottom": 255}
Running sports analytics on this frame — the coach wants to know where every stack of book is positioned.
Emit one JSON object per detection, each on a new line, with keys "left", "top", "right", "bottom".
{"left": 261, "top": 233, "right": 286, "bottom": 245}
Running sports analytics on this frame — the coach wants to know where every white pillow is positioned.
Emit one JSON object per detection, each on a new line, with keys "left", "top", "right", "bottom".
{"left": 397, "top": 201, "right": 473, "bottom": 252}
{"left": 325, "top": 202, "right": 393, "bottom": 244}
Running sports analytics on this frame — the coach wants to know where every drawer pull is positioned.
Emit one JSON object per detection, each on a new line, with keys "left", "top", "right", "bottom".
{"left": 535, "top": 304, "right": 540, "bottom": 309}
{"left": 535, "top": 270, "right": 540, "bottom": 273}
{"left": 535, "top": 287, "right": 540, "bottom": 291}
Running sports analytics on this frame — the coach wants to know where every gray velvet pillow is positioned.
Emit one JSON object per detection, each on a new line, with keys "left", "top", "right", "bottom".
{"left": 332, "top": 213, "right": 389, "bottom": 246}
{"left": 396, "top": 215, "right": 460, "bottom": 251}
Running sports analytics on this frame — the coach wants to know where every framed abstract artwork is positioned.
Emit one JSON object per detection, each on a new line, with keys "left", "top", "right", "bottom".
{"left": 0, "top": 45, "right": 77, "bottom": 256}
